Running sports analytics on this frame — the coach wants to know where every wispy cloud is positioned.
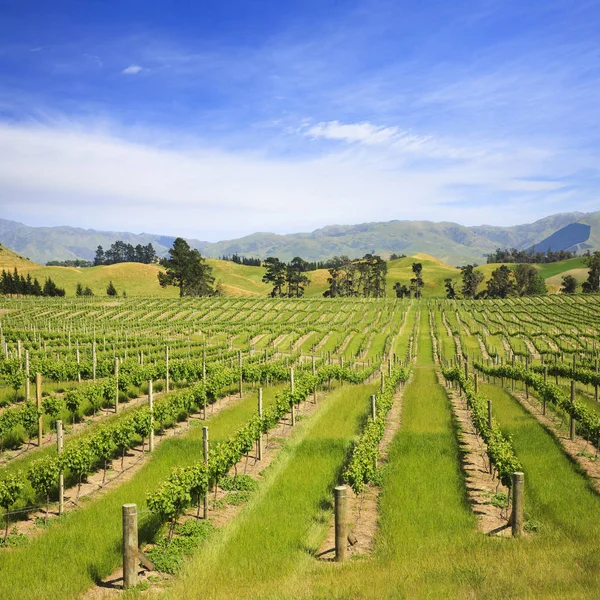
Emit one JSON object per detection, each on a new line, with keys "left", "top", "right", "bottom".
{"left": 121, "top": 64, "right": 142, "bottom": 75}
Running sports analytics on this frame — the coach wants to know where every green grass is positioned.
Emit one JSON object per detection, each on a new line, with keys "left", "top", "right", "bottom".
{"left": 165, "top": 381, "right": 377, "bottom": 599}
{"left": 0, "top": 384, "right": 285, "bottom": 600}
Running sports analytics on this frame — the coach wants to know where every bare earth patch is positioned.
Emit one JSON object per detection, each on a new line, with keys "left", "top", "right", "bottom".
{"left": 442, "top": 373, "right": 511, "bottom": 536}
{"left": 318, "top": 379, "right": 410, "bottom": 560}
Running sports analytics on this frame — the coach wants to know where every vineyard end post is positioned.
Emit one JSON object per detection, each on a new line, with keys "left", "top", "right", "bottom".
{"left": 334, "top": 485, "right": 348, "bottom": 562}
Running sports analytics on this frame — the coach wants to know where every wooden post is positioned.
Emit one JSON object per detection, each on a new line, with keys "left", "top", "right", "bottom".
{"left": 148, "top": 380, "right": 154, "bottom": 453}
{"left": 257, "top": 388, "right": 263, "bottom": 460}
{"left": 371, "top": 395, "right": 376, "bottom": 420}
{"left": 57, "top": 419, "right": 64, "bottom": 516}
{"left": 388, "top": 357, "right": 392, "bottom": 376}
{"left": 487, "top": 399, "right": 492, "bottom": 429}
{"left": 122, "top": 504, "right": 138, "bottom": 589}
{"left": 238, "top": 350, "right": 243, "bottom": 398}
{"left": 570, "top": 381, "right": 576, "bottom": 440}
{"left": 511, "top": 472, "right": 524, "bottom": 538}
{"left": 380, "top": 371, "right": 385, "bottom": 392}
{"left": 76, "top": 341, "right": 81, "bottom": 383}
{"left": 596, "top": 359, "right": 599, "bottom": 403}
{"left": 203, "top": 427, "right": 209, "bottom": 518}
{"left": 165, "top": 346, "right": 170, "bottom": 393}
{"left": 36, "top": 373, "right": 43, "bottom": 447}
{"left": 474, "top": 372, "right": 478, "bottom": 394}
{"left": 25, "top": 349, "right": 30, "bottom": 400}
{"left": 334, "top": 485, "right": 348, "bottom": 562}
{"left": 290, "top": 367, "right": 296, "bottom": 426}
{"left": 114, "top": 357, "right": 119, "bottom": 413}
{"left": 92, "top": 341, "right": 97, "bottom": 382}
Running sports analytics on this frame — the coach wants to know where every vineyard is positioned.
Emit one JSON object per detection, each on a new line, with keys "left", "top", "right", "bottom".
{"left": 0, "top": 294, "right": 599, "bottom": 598}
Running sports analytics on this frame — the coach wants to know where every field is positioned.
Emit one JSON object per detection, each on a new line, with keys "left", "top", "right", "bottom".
{"left": 1, "top": 294, "right": 600, "bottom": 599}
{"left": 1, "top": 244, "right": 588, "bottom": 298}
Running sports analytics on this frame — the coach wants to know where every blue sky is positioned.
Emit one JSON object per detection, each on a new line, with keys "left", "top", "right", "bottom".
{"left": 0, "top": 0, "right": 599, "bottom": 240}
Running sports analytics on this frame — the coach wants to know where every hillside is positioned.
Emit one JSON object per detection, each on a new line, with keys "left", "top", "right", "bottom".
{"left": 1, "top": 210, "right": 595, "bottom": 266}
{"left": 2, "top": 246, "right": 586, "bottom": 298}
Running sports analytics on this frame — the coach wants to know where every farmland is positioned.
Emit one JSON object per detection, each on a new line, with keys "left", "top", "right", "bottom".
{"left": 0, "top": 294, "right": 600, "bottom": 598}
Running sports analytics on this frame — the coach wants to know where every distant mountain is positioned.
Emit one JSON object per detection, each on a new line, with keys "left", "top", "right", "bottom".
{"left": 0, "top": 210, "right": 597, "bottom": 266}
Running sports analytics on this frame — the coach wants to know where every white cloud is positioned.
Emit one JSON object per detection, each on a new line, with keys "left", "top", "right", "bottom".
{"left": 121, "top": 64, "right": 143, "bottom": 75}
{"left": 0, "top": 120, "right": 592, "bottom": 241}
{"left": 304, "top": 120, "right": 400, "bottom": 146}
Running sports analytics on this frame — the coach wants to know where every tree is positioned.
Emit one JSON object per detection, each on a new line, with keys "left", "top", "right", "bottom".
{"left": 158, "top": 238, "right": 214, "bottom": 297}
{"left": 83, "top": 286, "right": 94, "bottom": 296}
{"left": 582, "top": 251, "right": 600, "bottom": 293}
{"left": 393, "top": 282, "right": 410, "bottom": 298}
{"left": 262, "top": 257, "right": 287, "bottom": 297}
{"left": 444, "top": 278, "right": 457, "bottom": 299}
{"left": 75, "top": 282, "right": 84, "bottom": 297}
{"left": 486, "top": 265, "right": 516, "bottom": 298}
{"left": 561, "top": 274, "right": 578, "bottom": 294}
{"left": 410, "top": 263, "right": 423, "bottom": 298}
{"left": 286, "top": 257, "right": 311, "bottom": 297}
{"left": 94, "top": 246, "right": 105, "bottom": 266}
{"left": 461, "top": 265, "right": 484, "bottom": 298}
{"left": 513, "top": 264, "right": 547, "bottom": 296}
{"left": 106, "top": 281, "right": 118, "bottom": 296}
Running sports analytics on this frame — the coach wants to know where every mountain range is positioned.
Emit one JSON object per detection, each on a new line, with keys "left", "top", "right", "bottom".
{"left": 1, "top": 210, "right": 599, "bottom": 266}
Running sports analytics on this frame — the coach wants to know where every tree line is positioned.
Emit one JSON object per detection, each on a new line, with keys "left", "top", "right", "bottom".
{"left": 486, "top": 247, "right": 578, "bottom": 264}
{"left": 94, "top": 241, "right": 157, "bottom": 266}
{"left": 322, "top": 255, "right": 387, "bottom": 298}
{"left": 0, "top": 268, "right": 65, "bottom": 297}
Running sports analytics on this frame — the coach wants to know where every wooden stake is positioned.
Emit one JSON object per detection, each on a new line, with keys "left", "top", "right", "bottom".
{"left": 258, "top": 388, "right": 263, "bottom": 460}
{"left": 203, "top": 427, "right": 209, "bottom": 519}
{"left": 511, "top": 472, "right": 524, "bottom": 538}
{"left": 148, "top": 380, "right": 154, "bottom": 453}
{"left": 122, "top": 504, "right": 138, "bottom": 589}
{"left": 334, "top": 485, "right": 348, "bottom": 562}
{"left": 57, "top": 419, "right": 64, "bottom": 515}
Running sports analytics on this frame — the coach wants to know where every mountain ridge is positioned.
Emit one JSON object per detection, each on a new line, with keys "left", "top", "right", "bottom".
{"left": 0, "top": 210, "right": 597, "bottom": 265}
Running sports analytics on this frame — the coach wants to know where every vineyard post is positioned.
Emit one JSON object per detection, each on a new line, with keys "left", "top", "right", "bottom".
{"left": 570, "top": 381, "right": 576, "bottom": 440}
{"left": 487, "top": 400, "right": 492, "bottom": 429}
{"left": 165, "top": 346, "right": 170, "bottom": 393}
{"left": 238, "top": 350, "right": 243, "bottom": 398}
{"left": 464, "top": 361, "right": 468, "bottom": 380}
{"left": 92, "top": 341, "right": 97, "bottom": 382}
{"left": 511, "top": 472, "right": 524, "bottom": 538}
{"left": 334, "top": 485, "right": 348, "bottom": 562}
{"left": 380, "top": 372, "right": 385, "bottom": 392}
{"left": 290, "top": 367, "right": 296, "bottom": 426}
{"left": 148, "top": 380, "right": 154, "bottom": 453}
{"left": 114, "top": 357, "right": 119, "bottom": 413}
{"left": 36, "top": 373, "right": 43, "bottom": 447}
{"left": 258, "top": 388, "right": 263, "bottom": 460}
{"left": 25, "top": 349, "right": 30, "bottom": 400}
{"left": 76, "top": 341, "right": 81, "bottom": 383}
{"left": 57, "top": 420, "right": 64, "bottom": 515}
{"left": 388, "top": 357, "right": 391, "bottom": 376}
{"left": 594, "top": 357, "right": 598, "bottom": 402}
{"left": 202, "top": 348, "right": 206, "bottom": 383}
{"left": 203, "top": 427, "right": 209, "bottom": 518}
{"left": 371, "top": 395, "right": 376, "bottom": 420}
{"left": 543, "top": 367, "right": 547, "bottom": 414}
{"left": 122, "top": 503, "right": 138, "bottom": 590}
{"left": 474, "top": 372, "right": 478, "bottom": 394}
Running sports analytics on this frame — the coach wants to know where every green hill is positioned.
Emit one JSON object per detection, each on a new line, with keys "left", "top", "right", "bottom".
{"left": 0, "top": 244, "right": 592, "bottom": 298}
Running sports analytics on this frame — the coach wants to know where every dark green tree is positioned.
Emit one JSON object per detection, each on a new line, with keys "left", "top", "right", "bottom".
{"left": 410, "top": 263, "right": 423, "bottom": 298}
{"left": 460, "top": 265, "right": 484, "bottom": 298}
{"left": 513, "top": 264, "right": 547, "bottom": 296}
{"left": 158, "top": 238, "right": 214, "bottom": 297}
{"left": 582, "top": 251, "right": 600, "bottom": 293}
{"left": 561, "top": 274, "right": 578, "bottom": 294}
{"left": 392, "top": 282, "right": 410, "bottom": 298}
{"left": 486, "top": 265, "right": 516, "bottom": 298}
{"left": 286, "top": 257, "right": 311, "bottom": 297}
{"left": 262, "top": 257, "right": 287, "bottom": 297}
{"left": 444, "top": 278, "right": 456, "bottom": 299}
{"left": 75, "top": 282, "right": 84, "bottom": 296}
{"left": 106, "top": 281, "right": 118, "bottom": 296}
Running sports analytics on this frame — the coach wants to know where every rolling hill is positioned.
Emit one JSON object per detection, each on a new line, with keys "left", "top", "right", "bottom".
{"left": 1, "top": 209, "right": 598, "bottom": 266}
{"left": 1, "top": 245, "right": 588, "bottom": 298}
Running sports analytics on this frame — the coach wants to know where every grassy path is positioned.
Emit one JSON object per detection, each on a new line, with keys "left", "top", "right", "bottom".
{"left": 0, "top": 385, "right": 285, "bottom": 600}
{"left": 165, "top": 382, "right": 378, "bottom": 599}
